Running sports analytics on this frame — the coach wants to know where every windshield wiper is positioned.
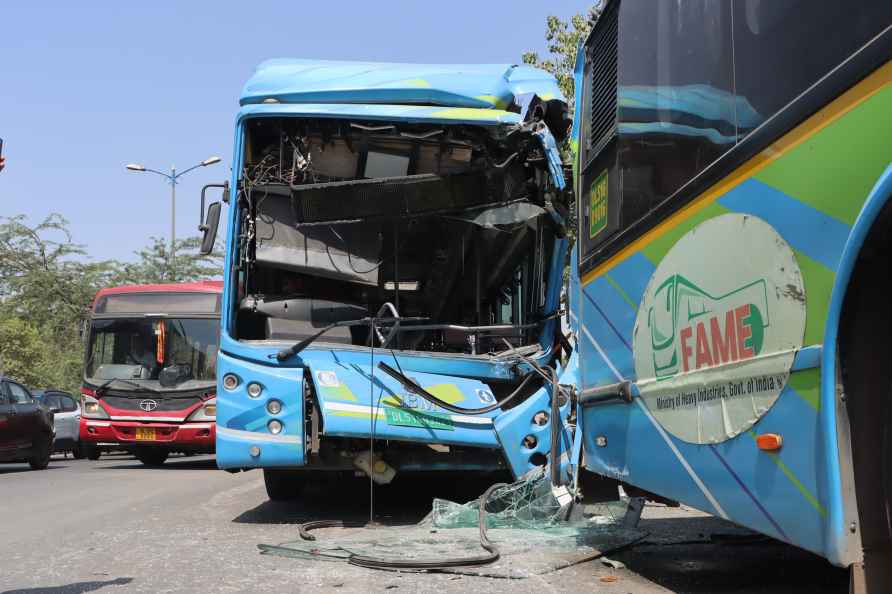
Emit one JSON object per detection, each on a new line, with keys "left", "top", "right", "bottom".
{"left": 275, "top": 316, "right": 428, "bottom": 361}
{"left": 93, "top": 378, "right": 162, "bottom": 396}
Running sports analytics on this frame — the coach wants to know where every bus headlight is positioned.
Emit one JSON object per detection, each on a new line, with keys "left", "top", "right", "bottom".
{"left": 247, "top": 383, "right": 263, "bottom": 398}
{"left": 82, "top": 395, "right": 109, "bottom": 420}
{"left": 266, "top": 399, "right": 282, "bottom": 415}
{"left": 222, "top": 374, "right": 240, "bottom": 391}
{"left": 188, "top": 398, "right": 217, "bottom": 421}
{"left": 268, "top": 420, "right": 283, "bottom": 434}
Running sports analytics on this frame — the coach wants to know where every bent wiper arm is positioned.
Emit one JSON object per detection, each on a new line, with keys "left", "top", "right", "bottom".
{"left": 275, "top": 316, "right": 428, "bottom": 361}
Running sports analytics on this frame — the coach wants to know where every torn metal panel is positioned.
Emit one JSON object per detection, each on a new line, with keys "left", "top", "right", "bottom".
{"left": 241, "top": 59, "right": 564, "bottom": 110}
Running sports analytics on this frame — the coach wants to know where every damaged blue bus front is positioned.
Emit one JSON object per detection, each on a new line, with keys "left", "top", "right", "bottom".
{"left": 214, "top": 59, "right": 578, "bottom": 500}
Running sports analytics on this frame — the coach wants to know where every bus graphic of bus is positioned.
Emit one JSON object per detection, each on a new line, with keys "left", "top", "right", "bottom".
{"left": 647, "top": 274, "right": 770, "bottom": 380}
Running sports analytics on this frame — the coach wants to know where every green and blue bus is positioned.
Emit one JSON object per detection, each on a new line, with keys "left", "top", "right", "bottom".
{"left": 571, "top": 0, "right": 892, "bottom": 588}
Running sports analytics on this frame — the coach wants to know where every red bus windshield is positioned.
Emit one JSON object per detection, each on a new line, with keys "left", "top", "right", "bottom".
{"left": 85, "top": 317, "right": 219, "bottom": 390}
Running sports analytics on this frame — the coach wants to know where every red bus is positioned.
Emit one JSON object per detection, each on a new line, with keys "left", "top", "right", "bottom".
{"left": 79, "top": 281, "right": 222, "bottom": 466}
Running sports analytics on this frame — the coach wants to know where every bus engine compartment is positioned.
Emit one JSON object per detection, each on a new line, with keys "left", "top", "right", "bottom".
{"left": 233, "top": 112, "right": 571, "bottom": 357}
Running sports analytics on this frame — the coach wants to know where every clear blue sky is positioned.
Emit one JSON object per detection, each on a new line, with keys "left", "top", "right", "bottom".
{"left": 0, "top": 1, "right": 585, "bottom": 262}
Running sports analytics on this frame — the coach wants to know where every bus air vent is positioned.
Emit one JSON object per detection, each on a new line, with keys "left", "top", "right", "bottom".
{"left": 584, "top": 0, "right": 619, "bottom": 167}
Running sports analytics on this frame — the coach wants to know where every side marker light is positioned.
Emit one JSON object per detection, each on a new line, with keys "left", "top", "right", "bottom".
{"left": 756, "top": 433, "right": 783, "bottom": 451}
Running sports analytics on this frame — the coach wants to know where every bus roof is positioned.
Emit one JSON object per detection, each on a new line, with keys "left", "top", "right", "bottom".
{"left": 239, "top": 59, "right": 564, "bottom": 110}
{"left": 92, "top": 280, "right": 223, "bottom": 304}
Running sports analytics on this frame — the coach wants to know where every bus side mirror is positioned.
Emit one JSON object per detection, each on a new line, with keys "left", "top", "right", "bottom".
{"left": 200, "top": 202, "right": 222, "bottom": 255}
{"left": 199, "top": 181, "right": 228, "bottom": 255}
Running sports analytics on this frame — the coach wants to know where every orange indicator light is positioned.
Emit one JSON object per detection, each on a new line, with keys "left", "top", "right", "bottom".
{"left": 756, "top": 433, "right": 783, "bottom": 451}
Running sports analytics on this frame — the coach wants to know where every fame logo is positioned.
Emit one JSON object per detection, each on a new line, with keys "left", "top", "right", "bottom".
{"left": 647, "top": 275, "right": 769, "bottom": 380}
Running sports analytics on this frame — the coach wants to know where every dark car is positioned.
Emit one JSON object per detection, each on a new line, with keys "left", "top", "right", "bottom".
{"left": 32, "top": 389, "right": 83, "bottom": 458}
{"left": 0, "top": 376, "right": 54, "bottom": 470}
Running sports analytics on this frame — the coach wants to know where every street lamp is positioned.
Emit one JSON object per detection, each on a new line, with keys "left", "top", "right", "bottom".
{"left": 125, "top": 156, "right": 222, "bottom": 280}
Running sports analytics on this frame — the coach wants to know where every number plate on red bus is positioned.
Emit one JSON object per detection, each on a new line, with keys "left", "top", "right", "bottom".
{"left": 135, "top": 427, "right": 156, "bottom": 441}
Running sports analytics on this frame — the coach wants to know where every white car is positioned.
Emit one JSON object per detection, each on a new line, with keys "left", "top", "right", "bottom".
{"left": 33, "top": 390, "right": 84, "bottom": 458}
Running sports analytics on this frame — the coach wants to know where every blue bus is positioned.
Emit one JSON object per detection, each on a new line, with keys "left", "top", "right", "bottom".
{"left": 571, "top": 0, "right": 892, "bottom": 588}
{"left": 198, "top": 60, "right": 581, "bottom": 501}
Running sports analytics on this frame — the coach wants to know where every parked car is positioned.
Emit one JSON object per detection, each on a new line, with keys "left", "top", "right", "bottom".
{"left": 0, "top": 376, "right": 54, "bottom": 470}
{"left": 32, "top": 389, "right": 84, "bottom": 459}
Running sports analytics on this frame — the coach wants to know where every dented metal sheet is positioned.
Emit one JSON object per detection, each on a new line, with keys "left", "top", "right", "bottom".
{"left": 308, "top": 362, "right": 502, "bottom": 448}
{"left": 240, "top": 59, "right": 564, "bottom": 109}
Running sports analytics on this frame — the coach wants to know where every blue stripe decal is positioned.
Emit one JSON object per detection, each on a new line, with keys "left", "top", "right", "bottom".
{"left": 588, "top": 276, "right": 637, "bottom": 342}
{"left": 607, "top": 251, "right": 657, "bottom": 307}
{"left": 582, "top": 290, "right": 632, "bottom": 352}
{"left": 792, "top": 345, "right": 823, "bottom": 371}
{"left": 708, "top": 444, "right": 789, "bottom": 540}
{"left": 718, "top": 179, "right": 850, "bottom": 271}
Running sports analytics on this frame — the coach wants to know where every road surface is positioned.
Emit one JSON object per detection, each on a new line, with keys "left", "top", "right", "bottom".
{"left": 0, "top": 454, "right": 850, "bottom": 593}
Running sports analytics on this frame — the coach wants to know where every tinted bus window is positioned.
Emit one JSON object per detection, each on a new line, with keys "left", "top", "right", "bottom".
{"left": 733, "top": 0, "right": 892, "bottom": 135}
{"left": 618, "top": 0, "right": 736, "bottom": 219}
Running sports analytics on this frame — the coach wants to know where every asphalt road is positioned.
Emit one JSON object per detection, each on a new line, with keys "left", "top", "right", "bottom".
{"left": 0, "top": 454, "right": 851, "bottom": 594}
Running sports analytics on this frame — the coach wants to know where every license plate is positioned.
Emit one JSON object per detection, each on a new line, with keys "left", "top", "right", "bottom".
{"left": 135, "top": 427, "right": 156, "bottom": 441}
{"left": 384, "top": 407, "right": 453, "bottom": 431}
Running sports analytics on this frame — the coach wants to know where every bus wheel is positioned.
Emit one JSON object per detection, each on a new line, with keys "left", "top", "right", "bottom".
{"left": 264, "top": 469, "right": 304, "bottom": 501}
{"left": 135, "top": 448, "right": 169, "bottom": 467}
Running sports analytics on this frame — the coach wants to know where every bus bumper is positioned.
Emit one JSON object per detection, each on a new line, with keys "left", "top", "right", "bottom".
{"left": 214, "top": 349, "right": 578, "bottom": 479}
{"left": 79, "top": 419, "right": 216, "bottom": 452}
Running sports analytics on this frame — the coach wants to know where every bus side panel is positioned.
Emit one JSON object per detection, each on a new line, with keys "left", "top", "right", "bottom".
{"left": 578, "top": 61, "right": 892, "bottom": 564}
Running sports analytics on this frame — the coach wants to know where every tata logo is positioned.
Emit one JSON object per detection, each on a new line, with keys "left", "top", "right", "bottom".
{"left": 139, "top": 399, "right": 159, "bottom": 412}
{"left": 647, "top": 274, "right": 769, "bottom": 379}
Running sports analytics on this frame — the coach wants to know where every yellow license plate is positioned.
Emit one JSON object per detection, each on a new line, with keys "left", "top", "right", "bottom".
{"left": 135, "top": 428, "right": 156, "bottom": 441}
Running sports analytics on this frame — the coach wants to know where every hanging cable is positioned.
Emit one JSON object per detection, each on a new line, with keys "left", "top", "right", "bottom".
{"left": 298, "top": 482, "right": 509, "bottom": 570}
{"left": 378, "top": 361, "right": 536, "bottom": 415}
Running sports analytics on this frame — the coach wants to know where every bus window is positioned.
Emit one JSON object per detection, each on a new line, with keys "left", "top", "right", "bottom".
{"left": 733, "top": 0, "right": 892, "bottom": 135}
{"left": 617, "top": 1, "right": 736, "bottom": 222}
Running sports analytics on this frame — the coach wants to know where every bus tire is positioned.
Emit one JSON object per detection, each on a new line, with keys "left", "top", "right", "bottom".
{"left": 135, "top": 448, "right": 169, "bottom": 467}
{"left": 264, "top": 469, "right": 304, "bottom": 501}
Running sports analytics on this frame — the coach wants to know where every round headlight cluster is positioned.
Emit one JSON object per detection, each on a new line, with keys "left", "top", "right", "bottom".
{"left": 268, "top": 419, "right": 284, "bottom": 435}
{"left": 222, "top": 374, "right": 239, "bottom": 391}
{"left": 247, "top": 382, "right": 263, "bottom": 398}
{"left": 267, "top": 399, "right": 282, "bottom": 415}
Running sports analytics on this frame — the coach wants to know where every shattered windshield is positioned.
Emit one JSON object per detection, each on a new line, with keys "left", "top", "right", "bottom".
{"left": 233, "top": 115, "right": 571, "bottom": 358}
{"left": 85, "top": 318, "right": 219, "bottom": 389}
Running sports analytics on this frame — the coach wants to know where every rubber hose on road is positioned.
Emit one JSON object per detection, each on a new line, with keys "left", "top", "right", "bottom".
{"left": 297, "top": 482, "right": 509, "bottom": 571}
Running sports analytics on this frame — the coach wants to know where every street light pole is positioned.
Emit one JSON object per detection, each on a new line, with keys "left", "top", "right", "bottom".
{"left": 170, "top": 164, "right": 176, "bottom": 271}
{"left": 126, "top": 156, "right": 222, "bottom": 281}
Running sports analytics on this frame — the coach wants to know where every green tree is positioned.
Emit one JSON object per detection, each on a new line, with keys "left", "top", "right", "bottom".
{"left": 0, "top": 214, "right": 115, "bottom": 391}
{"left": 0, "top": 214, "right": 222, "bottom": 392}
{"left": 521, "top": 3, "right": 604, "bottom": 113}
{"left": 109, "top": 236, "right": 223, "bottom": 285}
